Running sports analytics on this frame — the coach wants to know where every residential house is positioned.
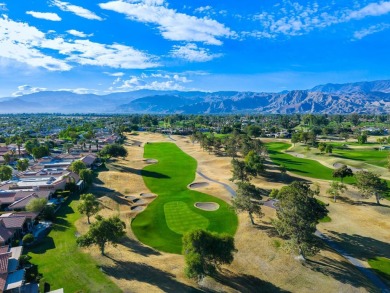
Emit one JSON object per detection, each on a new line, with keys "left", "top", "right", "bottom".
{"left": 0, "top": 245, "right": 25, "bottom": 292}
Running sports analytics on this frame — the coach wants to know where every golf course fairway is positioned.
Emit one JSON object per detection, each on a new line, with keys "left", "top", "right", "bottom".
{"left": 131, "top": 142, "right": 238, "bottom": 254}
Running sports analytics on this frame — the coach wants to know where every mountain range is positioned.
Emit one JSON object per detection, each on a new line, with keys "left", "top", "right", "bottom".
{"left": 1, "top": 80, "right": 390, "bottom": 114}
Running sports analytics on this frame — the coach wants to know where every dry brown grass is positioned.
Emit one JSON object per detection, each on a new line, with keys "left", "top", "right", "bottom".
{"left": 74, "top": 132, "right": 388, "bottom": 292}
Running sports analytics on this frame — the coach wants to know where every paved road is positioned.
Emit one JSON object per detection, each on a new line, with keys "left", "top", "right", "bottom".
{"left": 196, "top": 171, "right": 390, "bottom": 293}
{"left": 196, "top": 170, "right": 236, "bottom": 197}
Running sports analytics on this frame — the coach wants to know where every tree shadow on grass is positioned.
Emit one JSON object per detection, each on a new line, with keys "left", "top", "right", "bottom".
{"left": 110, "top": 164, "right": 170, "bottom": 179}
{"left": 27, "top": 235, "right": 56, "bottom": 254}
{"left": 303, "top": 257, "right": 378, "bottom": 292}
{"left": 120, "top": 237, "right": 161, "bottom": 257}
{"left": 101, "top": 259, "right": 203, "bottom": 292}
{"left": 260, "top": 171, "right": 309, "bottom": 184}
{"left": 324, "top": 230, "right": 390, "bottom": 260}
{"left": 52, "top": 217, "right": 71, "bottom": 232}
{"left": 214, "top": 269, "right": 290, "bottom": 293}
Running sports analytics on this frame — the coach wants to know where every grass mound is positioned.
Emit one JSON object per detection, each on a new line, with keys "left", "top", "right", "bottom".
{"left": 368, "top": 257, "right": 390, "bottom": 281}
{"left": 27, "top": 195, "right": 121, "bottom": 292}
{"left": 266, "top": 142, "right": 355, "bottom": 183}
{"left": 132, "top": 142, "right": 238, "bottom": 254}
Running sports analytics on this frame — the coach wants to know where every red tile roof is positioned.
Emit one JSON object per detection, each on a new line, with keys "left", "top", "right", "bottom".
{"left": 0, "top": 253, "right": 10, "bottom": 274}
{"left": 0, "top": 216, "right": 26, "bottom": 230}
{"left": 0, "top": 273, "right": 7, "bottom": 292}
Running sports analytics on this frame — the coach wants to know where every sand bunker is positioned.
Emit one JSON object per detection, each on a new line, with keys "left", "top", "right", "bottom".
{"left": 125, "top": 195, "right": 137, "bottom": 201}
{"left": 131, "top": 206, "right": 145, "bottom": 212}
{"left": 194, "top": 202, "right": 220, "bottom": 211}
{"left": 333, "top": 163, "right": 365, "bottom": 172}
{"left": 132, "top": 198, "right": 147, "bottom": 205}
{"left": 189, "top": 182, "right": 209, "bottom": 189}
{"left": 140, "top": 193, "right": 157, "bottom": 198}
{"left": 144, "top": 158, "right": 158, "bottom": 164}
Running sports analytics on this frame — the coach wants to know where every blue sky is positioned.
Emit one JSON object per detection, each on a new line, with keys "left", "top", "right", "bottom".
{"left": 0, "top": 0, "right": 389, "bottom": 97}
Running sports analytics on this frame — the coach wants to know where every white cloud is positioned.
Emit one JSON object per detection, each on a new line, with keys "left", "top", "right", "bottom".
{"left": 194, "top": 6, "right": 212, "bottom": 13}
{"left": 0, "top": 16, "right": 71, "bottom": 71}
{"left": 52, "top": 0, "right": 103, "bottom": 20}
{"left": 170, "top": 43, "right": 222, "bottom": 62}
{"left": 13, "top": 84, "right": 47, "bottom": 96}
{"left": 66, "top": 29, "right": 92, "bottom": 37}
{"left": 353, "top": 23, "right": 390, "bottom": 39}
{"left": 99, "top": 0, "right": 232, "bottom": 45}
{"left": 104, "top": 71, "right": 125, "bottom": 77}
{"left": 249, "top": 1, "right": 390, "bottom": 39}
{"left": 26, "top": 11, "right": 62, "bottom": 21}
{"left": 0, "top": 16, "right": 159, "bottom": 71}
{"left": 0, "top": 3, "right": 7, "bottom": 11}
{"left": 348, "top": 1, "right": 390, "bottom": 20}
{"left": 113, "top": 72, "right": 192, "bottom": 91}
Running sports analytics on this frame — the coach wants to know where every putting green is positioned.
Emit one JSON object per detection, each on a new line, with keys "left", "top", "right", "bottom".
{"left": 164, "top": 201, "right": 209, "bottom": 234}
{"left": 132, "top": 142, "right": 238, "bottom": 254}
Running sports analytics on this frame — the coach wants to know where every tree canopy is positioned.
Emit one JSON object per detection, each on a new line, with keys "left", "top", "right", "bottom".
{"left": 273, "top": 181, "right": 328, "bottom": 259}
{"left": 99, "top": 144, "right": 128, "bottom": 158}
{"left": 355, "top": 171, "right": 387, "bottom": 205}
{"left": 69, "top": 160, "right": 87, "bottom": 174}
{"left": 26, "top": 198, "right": 48, "bottom": 213}
{"left": 332, "top": 165, "right": 353, "bottom": 183}
{"left": 182, "top": 229, "right": 236, "bottom": 280}
{"left": 232, "top": 182, "right": 263, "bottom": 225}
{"left": 0, "top": 165, "right": 13, "bottom": 181}
{"left": 77, "top": 193, "right": 100, "bottom": 224}
{"left": 16, "top": 159, "right": 29, "bottom": 171}
{"left": 77, "top": 215, "right": 126, "bottom": 255}
{"left": 79, "top": 169, "right": 94, "bottom": 186}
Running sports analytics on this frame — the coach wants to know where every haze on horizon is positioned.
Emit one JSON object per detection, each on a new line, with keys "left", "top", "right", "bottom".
{"left": 0, "top": 0, "right": 389, "bottom": 98}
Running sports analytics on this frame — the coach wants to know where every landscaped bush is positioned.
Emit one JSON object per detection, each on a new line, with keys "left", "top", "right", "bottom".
{"left": 22, "top": 233, "right": 35, "bottom": 245}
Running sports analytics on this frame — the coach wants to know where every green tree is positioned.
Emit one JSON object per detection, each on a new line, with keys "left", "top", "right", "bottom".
{"left": 41, "top": 205, "right": 56, "bottom": 221}
{"left": 326, "top": 181, "right": 347, "bottom": 203}
{"left": 78, "top": 193, "right": 100, "bottom": 224}
{"left": 230, "top": 159, "right": 250, "bottom": 182}
{"left": 77, "top": 215, "right": 126, "bottom": 255}
{"left": 182, "top": 229, "right": 236, "bottom": 280}
{"left": 79, "top": 169, "right": 94, "bottom": 186}
{"left": 232, "top": 182, "right": 263, "bottom": 225}
{"left": 32, "top": 146, "right": 49, "bottom": 159}
{"left": 273, "top": 181, "right": 328, "bottom": 260}
{"left": 0, "top": 165, "right": 12, "bottom": 181}
{"left": 16, "top": 159, "right": 29, "bottom": 171}
{"left": 355, "top": 171, "right": 387, "bottom": 205}
{"left": 69, "top": 160, "right": 87, "bottom": 174}
{"left": 22, "top": 233, "right": 34, "bottom": 245}
{"left": 244, "top": 150, "right": 265, "bottom": 176}
{"left": 357, "top": 133, "right": 368, "bottom": 144}
{"left": 2, "top": 153, "right": 11, "bottom": 165}
{"left": 325, "top": 144, "right": 333, "bottom": 154}
{"left": 99, "top": 144, "right": 128, "bottom": 158}
{"left": 26, "top": 198, "right": 48, "bottom": 212}
{"left": 332, "top": 165, "right": 353, "bottom": 183}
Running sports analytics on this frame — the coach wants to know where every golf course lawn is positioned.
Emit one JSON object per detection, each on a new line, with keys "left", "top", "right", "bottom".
{"left": 132, "top": 142, "right": 238, "bottom": 254}
{"left": 266, "top": 142, "right": 355, "bottom": 183}
{"left": 27, "top": 195, "right": 121, "bottom": 293}
{"left": 331, "top": 147, "right": 388, "bottom": 168}
{"left": 368, "top": 257, "right": 390, "bottom": 282}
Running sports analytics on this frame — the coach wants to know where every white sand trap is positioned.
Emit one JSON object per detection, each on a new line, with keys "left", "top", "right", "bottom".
{"left": 131, "top": 206, "right": 145, "bottom": 212}
{"left": 189, "top": 182, "right": 209, "bottom": 189}
{"left": 195, "top": 202, "right": 220, "bottom": 211}
{"left": 132, "top": 198, "right": 147, "bottom": 205}
{"left": 144, "top": 158, "right": 158, "bottom": 164}
{"left": 125, "top": 195, "right": 137, "bottom": 201}
{"left": 140, "top": 193, "right": 157, "bottom": 198}
{"left": 333, "top": 163, "right": 365, "bottom": 172}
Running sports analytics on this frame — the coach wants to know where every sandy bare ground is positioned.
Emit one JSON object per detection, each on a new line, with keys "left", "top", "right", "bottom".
{"left": 194, "top": 202, "right": 220, "bottom": 211}
{"left": 74, "top": 133, "right": 387, "bottom": 292}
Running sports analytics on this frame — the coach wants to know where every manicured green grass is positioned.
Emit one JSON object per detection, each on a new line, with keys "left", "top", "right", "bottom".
{"left": 164, "top": 201, "right": 209, "bottom": 234}
{"left": 27, "top": 195, "right": 121, "bottom": 293}
{"left": 368, "top": 257, "right": 390, "bottom": 281}
{"left": 132, "top": 142, "right": 238, "bottom": 254}
{"left": 331, "top": 147, "right": 388, "bottom": 168}
{"left": 266, "top": 142, "right": 355, "bottom": 183}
